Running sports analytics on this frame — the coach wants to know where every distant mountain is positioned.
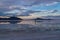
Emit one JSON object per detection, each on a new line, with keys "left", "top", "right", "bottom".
{"left": 0, "top": 17, "right": 22, "bottom": 20}
{"left": 43, "top": 16, "right": 60, "bottom": 19}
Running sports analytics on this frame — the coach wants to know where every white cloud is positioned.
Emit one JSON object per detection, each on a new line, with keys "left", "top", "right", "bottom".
{"left": 46, "top": 2, "right": 58, "bottom": 6}
{"left": 9, "top": 5, "right": 27, "bottom": 9}
{"left": 4, "top": 9, "right": 22, "bottom": 15}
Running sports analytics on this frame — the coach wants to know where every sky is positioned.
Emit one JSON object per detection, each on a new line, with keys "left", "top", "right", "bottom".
{"left": 0, "top": 0, "right": 60, "bottom": 18}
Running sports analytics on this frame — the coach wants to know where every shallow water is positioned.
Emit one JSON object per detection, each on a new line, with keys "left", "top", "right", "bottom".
{"left": 0, "top": 19, "right": 60, "bottom": 40}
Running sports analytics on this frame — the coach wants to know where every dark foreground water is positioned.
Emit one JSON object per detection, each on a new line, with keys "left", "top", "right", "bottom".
{"left": 0, "top": 19, "right": 60, "bottom": 40}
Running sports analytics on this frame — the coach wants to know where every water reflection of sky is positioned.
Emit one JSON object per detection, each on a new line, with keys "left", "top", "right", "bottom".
{"left": 0, "top": 20, "right": 60, "bottom": 31}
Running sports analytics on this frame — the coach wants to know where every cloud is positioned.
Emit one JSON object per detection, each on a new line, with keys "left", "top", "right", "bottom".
{"left": 4, "top": 9, "right": 22, "bottom": 16}
{"left": 30, "top": 10, "right": 60, "bottom": 17}
{"left": 20, "top": 10, "right": 40, "bottom": 16}
{"left": 0, "top": 8, "right": 60, "bottom": 17}
{"left": 0, "top": 0, "right": 60, "bottom": 9}
{"left": 50, "top": 10, "right": 58, "bottom": 13}
{"left": 9, "top": 5, "right": 27, "bottom": 10}
{"left": 3, "top": 9, "right": 40, "bottom": 16}
{"left": 45, "top": 2, "right": 58, "bottom": 6}
{"left": 29, "top": 0, "right": 60, "bottom": 6}
{"left": 0, "top": 12, "right": 5, "bottom": 16}
{"left": 0, "top": 0, "right": 60, "bottom": 7}
{"left": 0, "top": 0, "right": 60, "bottom": 16}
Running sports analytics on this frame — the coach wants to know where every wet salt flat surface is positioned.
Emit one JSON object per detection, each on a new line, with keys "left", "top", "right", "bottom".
{"left": 0, "top": 31, "right": 60, "bottom": 40}
{"left": 0, "top": 19, "right": 60, "bottom": 40}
